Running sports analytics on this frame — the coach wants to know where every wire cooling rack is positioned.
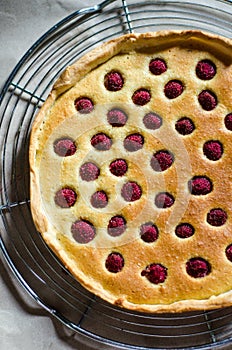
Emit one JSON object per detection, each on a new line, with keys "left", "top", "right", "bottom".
{"left": 1, "top": 0, "right": 232, "bottom": 349}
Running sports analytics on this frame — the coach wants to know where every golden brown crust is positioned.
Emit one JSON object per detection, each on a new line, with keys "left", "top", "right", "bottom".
{"left": 30, "top": 30, "right": 232, "bottom": 313}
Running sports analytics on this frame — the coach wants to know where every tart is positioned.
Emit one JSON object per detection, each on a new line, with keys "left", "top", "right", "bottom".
{"left": 29, "top": 30, "right": 232, "bottom": 313}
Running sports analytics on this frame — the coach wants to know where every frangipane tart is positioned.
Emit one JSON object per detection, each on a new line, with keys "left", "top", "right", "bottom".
{"left": 29, "top": 30, "right": 232, "bottom": 313}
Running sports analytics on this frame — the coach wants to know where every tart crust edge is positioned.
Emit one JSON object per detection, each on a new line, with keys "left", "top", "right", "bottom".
{"left": 29, "top": 30, "right": 232, "bottom": 313}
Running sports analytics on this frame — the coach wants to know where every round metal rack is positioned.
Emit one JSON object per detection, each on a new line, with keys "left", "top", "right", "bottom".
{"left": 1, "top": 0, "right": 232, "bottom": 349}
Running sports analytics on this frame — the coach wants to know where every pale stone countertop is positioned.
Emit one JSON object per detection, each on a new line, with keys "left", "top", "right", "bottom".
{"left": 1, "top": 1, "right": 232, "bottom": 350}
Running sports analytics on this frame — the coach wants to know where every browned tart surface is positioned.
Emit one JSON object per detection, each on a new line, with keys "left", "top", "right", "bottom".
{"left": 29, "top": 30, "right": 232, "bottom": 313}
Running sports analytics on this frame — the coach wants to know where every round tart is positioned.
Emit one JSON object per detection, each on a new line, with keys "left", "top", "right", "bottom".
{"left": 29, "top": 30, "right": 232, "bottom": 313}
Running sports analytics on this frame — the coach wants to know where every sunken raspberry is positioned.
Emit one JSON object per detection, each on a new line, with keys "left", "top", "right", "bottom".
{"left": 188, "top": 176, "right": 212, "bottom": 195}
{"left": 121, "top": 181, "right": 142, "bottom": 202}
{"left": 224, "top": 113, "right": 232, "bottom": 131}
{"left": 54, "top": 188, "right": 77, "bottom": 208}
{"left": 198, "top": 90, "right": 217, "bottom": 111}
{"left": 104, "top": 71, "right": 124, "bottom": 91}
{"left": 91, "top": 190, "right": 108, "bottom": 208}
{"left": 53, "top": 138, "right": 76, "bottom": 157}
{"left": 164, "top": 80, "right": 184, "bottom": 99}
{"left": 143, "top": 112, "right": 162, "bottom": 130}
{"left": 79, "top": 162, "right": 100, "bottom": 181}
{"left": 150, "top": 150, "right": 174, "bottom": 172}
{"left": 105, "top": 252, "right": 124, "bottom": 273}
{"left": 141, "top": 263, "right": 167, "bottom": 284}
{"left": 175, "top": 117, "right": 195, "bottom": 135}
{"left": 140, "top": 222, "right": 159, "bottom": 243}
{"left": 196, "top": 59, "right": 216, "bottom": 80}
{"left": 124, "top": 133, "right": 144, "bottom": 152}
{"left": 107, "top": 215, "right": 126, "bottom": 237}
{"left": 149, "top": 58, "right": 167, "bottom": 75}
{"left": 207, "top": 208, "right": 227, "bottom": 226}
{"left": 155, "top": 192, "right": 175, "bottom": 208}
{"left": 110, "top": 159, "right": 128, "bottom": 177}
{"left": 132, "top": 88, "right": 151, "bottom": 106}
{"left": 107, "top": 108, "right": 128, "bottom": 127}
{"left": 186, "top": 257, "right": 211, "bottom": 278}
{"left": 175, "top": 223, "right": 195, "bottom": 239}
{"left": 74, "top": 97, "right": 94, "bottom": 114}
{"left": 71, "top": 219, "right": 95, "bottom": 244}
{"left": 226, "top": 244, "right": 232, "bottom": 262}
{"left": 91, "top": 133, "right": 112, "bottom": 151}
{"left": 203, "top": 140, "right": 223, "bottom": 161}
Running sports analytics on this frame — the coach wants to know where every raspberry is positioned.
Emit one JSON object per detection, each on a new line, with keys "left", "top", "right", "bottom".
{"left": 188, "top": 176, "right": 212, "bottom": 195}
{"left": 140, "top": 222, "right": 159, "bottom": 243}
{"left": 155, "top": 192, "right": 175, "bottom": 208}
{"left": 143, "top": 112, "right": 162, "bottom": 130}
{"left": 107, "top": 216, "right": 126, "bottom": 237}
{"left": 149, "top": 58, "right": 167, "bottom": 75}
{"left": 107, "top": 108, "right": 128, "bottom": 127}
{"left": 186, "top": 258, "right": 211, "bottom": 278}
{"left": 91, "top": 191, "right": 108, "bottom": 208}
{"left": 121, "top": 182, "right": 142, "bottom": 202}
{"left": 74, "top": 97, "right": 94, "bottom": 114}
{"left": 207, "top": 208, "right": 227, "bottom": 226}
{"left": 196, "top": 59, "right": 216, "bottom": 80}
{"left": 203, "top": 140, "right": 223, "bottom": 161}
{"left": 79, "top": 162, "right": 100, "bottom": 181}
{"left": 124, "top": 133, "right": 144, "bottom": 152}
{"left": 150, "top": 150, "right": 174, "bottom": 172}
{"left": 175, "top": 117, "right": 195, "bottom": 135}
{"left": 226, "top": 244, "right": 232, "bottom": 262}
{"left": 132, "top": 89, "right": 151, "bottom": 105}
{"left": 71, "top": 220, "right": 95, "bottom": 244}
{"left": 109, "top": 159, "right": 128, "bottom": 177}
{"left": 175, "top": 223, "right": 195, "bottom": 239}
{"left": 104, "top": 71, "right": 124, "bottom": 91}
{"left": 91, "top": 133, "right": 112, "bottom": 151}
{"left": 164, "top": 80, "right": 184, "bottom": 99}
{"left": 224, "top": 113, "right": 232, "bottom": 131}
{"left": 141, "top": 263, "right": 167, "bottom": 284}
{"left": 105, "top": 252, "right": 124, "bottom": 273}
{"left": 198, "top": 90, "right": 217, "bottom": 111}
{"left": 53, "top": 138, "right": 76, "bottom": 157}
{"left": 54, "top": 188, "right": 77, "bottom": 208}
